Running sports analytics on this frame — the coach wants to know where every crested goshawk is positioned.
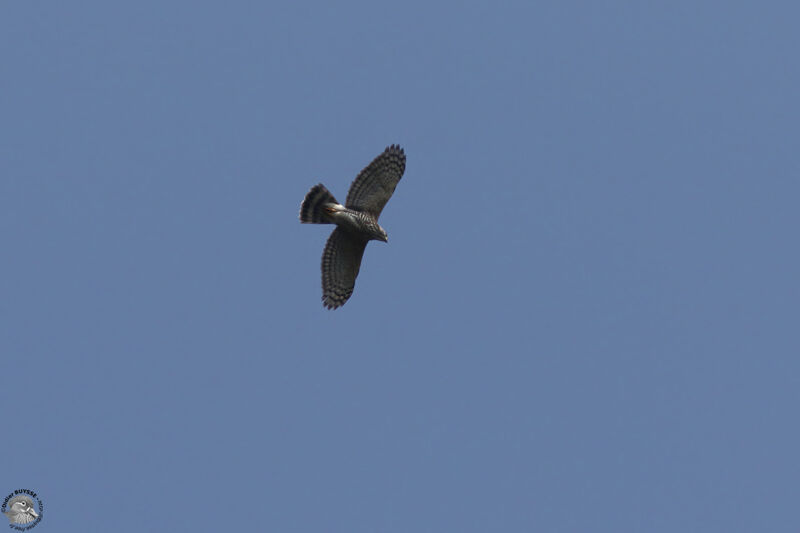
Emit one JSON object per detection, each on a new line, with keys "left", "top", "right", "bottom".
{"left": 299, "top": 144, "right": 406, "bottom": 309}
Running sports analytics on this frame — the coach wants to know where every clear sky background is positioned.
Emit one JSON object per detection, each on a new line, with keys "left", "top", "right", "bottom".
{"left": 2, "top": 1, "right": 798, "bottom": 532}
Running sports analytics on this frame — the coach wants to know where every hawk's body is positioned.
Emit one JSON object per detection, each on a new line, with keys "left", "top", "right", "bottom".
{"left": 300, "top": 145, "right": 406, "bottom": 309}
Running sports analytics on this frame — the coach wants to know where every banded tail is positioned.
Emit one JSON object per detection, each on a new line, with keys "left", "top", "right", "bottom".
{"left": 300, "top": 184, "right": 339, "bottom": 223}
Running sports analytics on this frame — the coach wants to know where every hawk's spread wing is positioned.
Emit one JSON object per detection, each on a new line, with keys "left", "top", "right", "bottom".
{"left": 321, "top": 227, "right": 368, "bottom": 309}
{"left": 345, "top": 144, "right": 406, "bottom": 219}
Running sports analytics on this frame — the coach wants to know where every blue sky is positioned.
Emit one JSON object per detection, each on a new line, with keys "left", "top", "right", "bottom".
{"left": 2, "top": 1, "right": 799, "bottom": 531}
